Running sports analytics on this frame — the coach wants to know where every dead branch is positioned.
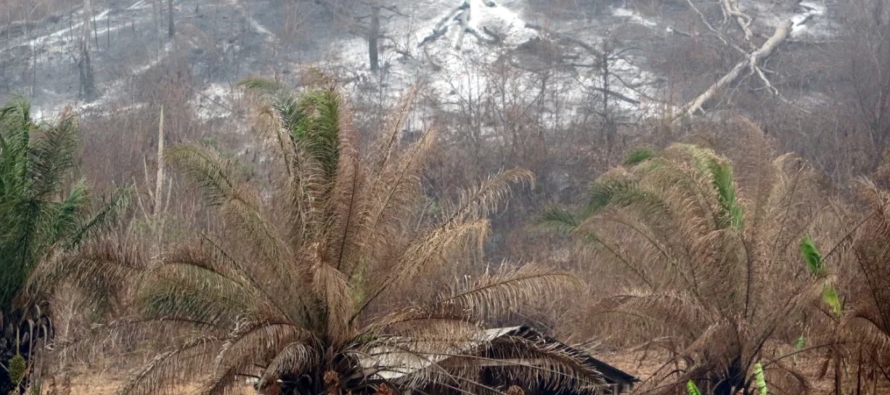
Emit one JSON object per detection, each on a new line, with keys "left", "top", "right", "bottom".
{"left": 677, "top": 20, "right": 792, "bottom": 118}
{"left": 721, "top": 0, "right": 754, "bottom": 42}
{"left": 524, "top": 23, "right": 603, "bottom": 57}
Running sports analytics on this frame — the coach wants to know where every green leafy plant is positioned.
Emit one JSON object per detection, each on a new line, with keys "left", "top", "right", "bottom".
{"left": 753, "top": 362, "right": 768, "bottom": 395}
{"left": 7, "top": 354, "right": 26, "bottom": 387}
{"left": 799, "top": 236, "right": 841, "bottom": 316}
{"left": 686, "top": 380, "right": 702, "bottom": 395}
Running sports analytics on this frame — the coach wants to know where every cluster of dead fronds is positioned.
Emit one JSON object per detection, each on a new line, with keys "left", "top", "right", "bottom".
{"left": 542, "top": 124, "right": 853, "bottom": 395}
{"left": 29, "top": 80, "right": 616, "bottom": 395}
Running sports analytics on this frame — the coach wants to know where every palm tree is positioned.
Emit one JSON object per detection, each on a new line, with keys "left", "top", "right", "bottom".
{"left": 80, "top": 82, "right": 601, "bottom": 395}
{"left": 841, "top": 180, "right": 890, "bottom": 389}
{"left": 543, "top": 129, "right": 827, "bottom": 395}
{"left": 0, "top": 98, "right": 126, "bottom": 394}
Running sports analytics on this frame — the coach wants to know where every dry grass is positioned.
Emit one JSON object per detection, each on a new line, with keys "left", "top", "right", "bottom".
{"left": 595, "top": 349, "right": 839, "bottom": 395}
{"left": 0, "top": 0, "right": 80, "bottom": 26}
{"left": 66, "top": 372, "right": 254, "bottom": 395}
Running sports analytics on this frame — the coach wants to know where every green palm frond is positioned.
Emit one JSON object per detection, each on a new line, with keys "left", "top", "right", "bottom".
{"left": 237, "top": 76, "right": 287, "bottom": 93}
{"left": 27, "top": 114, "right": 79, "bottom": 198}
{"left": 623, "top": 147, "right": 656, "bottom": 166}
{"left": 687, "top": 380, "right": 702, "bottom": 395}
{"left": 708, "top": 159, "right": 744, "bottom": 230}
{"left": 166, "top": 144, "right": 249, "bottom": 207}
{"left": 539, "top": 207, "right": 580, "bottom": 234}
{"left": 754, "top": 362, "right": 768, "bottom": 395}
{"left": 68, "top": 185, "right": 131, "bottom": 248}
{"left": 0, "top": 97, "right": 129, "bottom": 312}
{"left": 584, "top": 178, "right": 664, "bottom": 217}
{"left": 799, "top": 235, "right": 824, "bottom": 277}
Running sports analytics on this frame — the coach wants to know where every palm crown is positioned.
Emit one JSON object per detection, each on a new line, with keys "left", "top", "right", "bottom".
{"left": 544, "top": 128, "right": 827, "bottom": 395}
{"left": 0, "top": 98, "right": 126, "bottom": 394}
{"left": 90, "top": 81, "right": 601, "bottom": 395}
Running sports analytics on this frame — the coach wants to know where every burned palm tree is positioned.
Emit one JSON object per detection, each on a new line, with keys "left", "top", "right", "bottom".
{"left": 837, "top": 181, "right": 890, "bottom": 390}
{"left": 76, "top": 82, "right": 605, "bottom": 395}
{"left": 543, "top": 128, "right": 828, "bottom": 395}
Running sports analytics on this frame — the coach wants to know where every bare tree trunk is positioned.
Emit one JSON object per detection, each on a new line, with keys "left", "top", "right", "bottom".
{"left": 152, "top": 0, "right": 161, "bottom": 54}
{"left": 677, "top": 20, "right": 792, "bottom": 118}
{"left": 369, "top": 2, "right": 380, "bottom": 71}
{"left": 167, "top": 0, "right": 175, "bottom": 37}
{"left": 79, "top": 0, "right": 96, "bottom": 100}
{"left": 153, "top": 106, "right": 168, "bottom": 261}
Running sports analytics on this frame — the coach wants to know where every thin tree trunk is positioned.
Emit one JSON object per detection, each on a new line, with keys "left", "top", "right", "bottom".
{"left": 152, "top": 106, "right": 167, "bottom": 262}
{"left": 369, "top": 3, "right": 380, "bottom": 71}
{"left": 167, "top": 0, "right": 174, "bottom": 37}
{"left": 79, "top": 0, "right": 96, "bottom": 100}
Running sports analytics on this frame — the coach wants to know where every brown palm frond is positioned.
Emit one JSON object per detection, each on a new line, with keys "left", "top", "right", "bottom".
{"left": 213, "top": 320, "right": 307, "bottom": 380}
{"left": 434, "top": 263, "right": 583, "bottom": 320}
{"left": 396, "top": 332, "right": 607, "bottom": 394}
{"left": 359, "top": 304, "right": 483, "bottom": 339}
{"left": 323, "top": 136, "right": 365, "bottom": 274}
{"left": 311, "top": 260, "right": 354, "bottom": 343}
{"left": 116, "top": 336, "right": 222, "bottom": 395}
{"left": 357, "top": 220, "right": 491, "bottom": 316}
{"left": 257, "top": 341, "right": 319, "bottom": 390}
{"left": 368, "top": 86, "right": 418, "bottom": 174}
{"left": 285, "top": 135, "right": 328, "bottom": 247}
{"left": 167, "top": 144, "right": 287, "bottom": 266}
{"left": 162, "top": 239, "right": 287, "bottom": 314}
{"left": 28, "top": 238, "right": 145, "bottom": 312}
{"left": 136, "top": 261, "right": 278, "bottom": 327}
{"left": 843, "top": 306, "right": 890, "bottom": 351}
{"left": 763, "top": 359, "right": 812, "bottom": 395}
{"left": 443, "top": 168, "right": 535, "bottom": 224}
{"left": 591, "top": 291, "right": 713, "bottom": 342}
{"left": 843, "top": 178, "right": 890, "bottom": 369}
{"left": 482, "top": 334, "right": 607, "bottom": 391}
{"left": 348, "top": 129, "right": 437, "bottom": 282}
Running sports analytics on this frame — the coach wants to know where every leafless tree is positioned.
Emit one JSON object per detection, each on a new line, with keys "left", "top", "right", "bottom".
{"left": 318, "top": 0, "right": 402, "bottom": 71}
{"left": 167, "top": 0, "right": 174, "bottom": 37}
{"left": 78, "top": 0, "right": 96, "bottom": 99}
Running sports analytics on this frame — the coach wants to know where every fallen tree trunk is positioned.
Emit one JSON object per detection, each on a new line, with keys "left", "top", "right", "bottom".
{"left": 676, "top": 20, "right": 792, "bottom": 118}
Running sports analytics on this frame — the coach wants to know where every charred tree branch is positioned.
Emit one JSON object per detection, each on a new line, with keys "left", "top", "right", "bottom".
{"left": 677, "top": 20, "right": 792, "bottom": 118}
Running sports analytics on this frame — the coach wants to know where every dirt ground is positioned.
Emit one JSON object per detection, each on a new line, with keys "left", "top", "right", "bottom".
{"left": 59, "top": 367, "right": 255, "bottom": 395}
{"left": 50, "top": 350, "right": 844, "bottom": 395}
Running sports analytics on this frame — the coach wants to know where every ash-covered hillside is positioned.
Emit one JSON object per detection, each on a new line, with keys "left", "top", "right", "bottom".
{"left": 1, "top": 0, "right": 839, "bottom": 120}
{"left": 3, "top": 0, "right": 886, "bottom": 193}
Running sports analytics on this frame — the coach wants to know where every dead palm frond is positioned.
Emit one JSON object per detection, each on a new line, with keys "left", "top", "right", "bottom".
{"left": 96, "top": 81, "right": 592, "bottom": 395}
{"left": 545, "top": 127, "right": 832, "bottom": 395}
{"left": 841, "top": 180, "right": 890, "bottom": 375}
